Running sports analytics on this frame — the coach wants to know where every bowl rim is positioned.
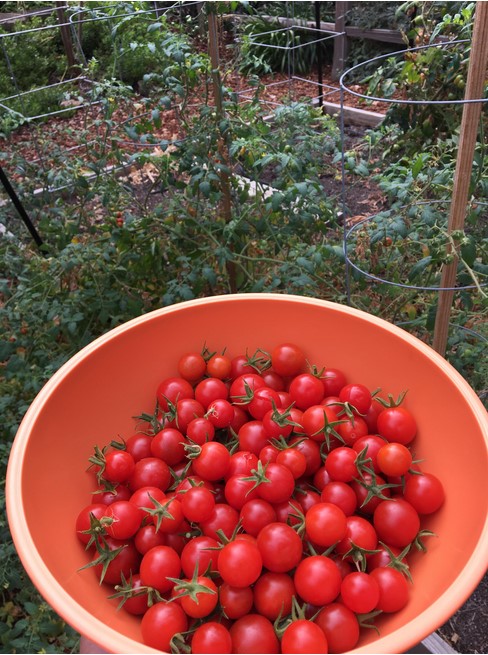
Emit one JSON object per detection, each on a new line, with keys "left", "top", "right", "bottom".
{"left": 6, "top": 293, "right": 488, "bottom": 654}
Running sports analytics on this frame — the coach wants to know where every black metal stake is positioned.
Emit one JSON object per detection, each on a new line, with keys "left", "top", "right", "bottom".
{"left": 315, "top": 1, "right": 323, "bottom": 108}
{"left": 0, "top": 164, "right": 44, "bottom": 248}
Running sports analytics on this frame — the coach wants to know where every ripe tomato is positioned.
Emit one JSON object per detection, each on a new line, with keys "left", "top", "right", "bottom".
{"left": 320, "top": 481, "right": 357, "bottom": 516}
{"left": 324, "top": 446, "right": 358, "bottom": 482}
{"left": 199, "top": 503, "right": 239, "bottom": 541}
{"left": 281, "top": 620, "right": 328, "bottom": 654}
{"left": 377, "top": 406, "right": 417, "bottom": 445}
{"left": 341, "top": 571, "right": 380, "bottom": 614}
{"left": 128, "top": 457, "right": 171, "bottom": 492}
{"left": 225, "top": 451, "right": 258, "bottom": 479}
{"left": 186, "top": 417, "right": 216, "bottom": 445}
{"left": 305, "top": 502, "right": 347, "bottom": 547}
{"left": 150, "top": 428, "right": 187, "bottom": 465}
{"left": 321, "top": 367, "right": 347, "bottom": 396}
{"left": 253, "top": 571, "right": 295, "bottom": 620}
{"left": 224, "top": 474, "right": 259, "bottom": 510}
{"left": 178, "top": 351, "right": 207, "bottom": 382}
{"left": 238, "top": 420, "right": 269, "bottom": 456}
{"left": 403, "top": 472, "right": 445, "bottom": 514}
{"left": 219, "top": 582, "right": 254, "bottom": 619}
{"left": 377, "top": 442, "right": 413, "bottom": 477}
{"left": 229, "top": 614, "right": 279, "bottom": 654}
{"left": 270, "top": 343, "right": 306, "bottom": 377}
{"left": 125, "top": 433, "right": 153, "bottom": 462}
{"left": 275, "top": 448, "right": 307, "bottom": 479}
{"left": 103, "top": 450, "right": 135, "bottom": 484}
{"left": 218, "top": 540, "right": 263, "bottom": 587}
{"left": 239, "top": 499, "right": 277, "bottom": 537}
{"left": 180, "top": 535, "right": 220, "bottom": 578}
{"left": 92, "top": 536, "right": 140, "bottom": 585}
{"left": 353, "top": 434, "right": 387, "bottom": 473}
{"left": 120, "top": 573, "right": 150, "bottom": 615}
{"left": 134, "top": 524, "right": 166, "bottom": 555}
{"left": 175, "top": 398, "right": 205, "bottom": 433}
{"left": 206, "top": 353, "right": 232, "bottom": 380}
{"left": 207, "top": 398, "right": 234, "bottom": 428}
{"left": 139, "top": 545, "right": 181, "bottom": 593}
{"left": 289, "top": 373, "right": 325, "bottom": 410}
{"left": 195, "top": 377, "right": 229, "bottom": 408}
{"left": 177, "top": 575, "right": 218, "bottom": 618}
{"left": 335, "top": 515, "right": 378, "bottom": 559}
{"left": 75, "top": 503, "right": 107, "bottom": 544}
{"left": 156, "top": 376, "right": 194, "bottom": 412}
{"left": 314, "top": 602, "right": 360, "bottom": 653}
{"left": 336, "top": 415, "right": 369, "bottom": 446}
{"left": 180, "top": 486, "right": 215, "bottom": 523}
{"left": 257, "top": 522, "right": 303, "bottom": 572}
{"left": 370, "top": 566, "right": 410, "bottom": 612}
{"left": 191, "top": 621, "right": 232, "bottom": 654}
{"left": 339, "top": 383, "right": 372, "bottom": 415}
{"left": 248, "top": 387, "right": 282, "bottom": 420}
{"left": 256, "top": 462, "right": 295, "bottom": 504}
{"left": 294, "top": 555, "right": 342, "bottom": 605}
{"left": 301, "top": 404, "right": 340, "bottom": 444}
{"left": 104, "top": 500, "right": 142, "bottom": 540}
{"left": 350, "top": 471, "right": 392, "bottom": 515}
{"left": 229, "top": 373, "right": 266, "bottom": 405}
{"left": 373, "top": 498, "right": 421, "bottom": 547}
{"left": 192, "top": 441, "right": 231, "bottom": 481}
{"left": 140, "top": 601, "right": 188, "bottom": 652}
{"left": 288, "top": 436, "right": 322, "bottom": 476}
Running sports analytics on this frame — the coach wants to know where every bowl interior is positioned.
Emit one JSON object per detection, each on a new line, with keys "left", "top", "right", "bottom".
{"left": 7, "top": 294, "right": 488, "bottom": 654}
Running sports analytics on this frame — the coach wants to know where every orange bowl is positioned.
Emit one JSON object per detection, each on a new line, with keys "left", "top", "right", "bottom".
{"left": 6, "top": 294, "right": 488, "bottom": 654}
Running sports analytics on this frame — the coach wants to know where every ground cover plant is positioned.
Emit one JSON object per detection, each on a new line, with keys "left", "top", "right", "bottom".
{"left": 0, "top": 1, "right": 486, "bottom": 652}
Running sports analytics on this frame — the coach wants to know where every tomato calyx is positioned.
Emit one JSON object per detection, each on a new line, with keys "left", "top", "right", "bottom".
{"left": 231, "top": 379, "right": 257, "bottom": 406}
{"left": 133, "top": 402, "right": 164, "bottom": 435}
{"left": 353, "top": 473, "right": 400, "bottom": 509}
{"left": 109, "top": 572, "right": 163, "bottom": 610}
{"left": 356, "top": 609, "right": 384, "bottom": 634}
{"left": 245, "top": 347, "right": 272, "bottom": 373}
{"left": 167, "top": 569, "right": 218, "bottom": 605}
{"left": 375, "top": 390, "right": 408, "bottom": 408}
{"left": 78, "top": 534, "right": 127, "bottom": 584}
{"left": 311, "top": 412, "right": 347, "bottom": 450}
{"left": 241, "top": 459, "right": 271, "bottom": 494}
{"left": 343, "top": 540, "right": 381, "bottom": 572}
{"left": 378, "top": 542, "right": 413, "bottom": 582}
{"left": 413, "top": 529, "right": 437, "bottom": 552}
{"left": 274, "top": 595, "right": 312, "bottom": 638}
{"left": 80, "top": 511, "right": 112, "bottom": 549}
{"left": 144, "top": 494, "right": 178, "bottom": 532}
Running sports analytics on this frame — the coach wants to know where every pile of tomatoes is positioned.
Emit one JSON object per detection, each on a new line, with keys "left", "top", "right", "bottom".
{"left": 76, "top": 342, "right": 445, "bottom": 654}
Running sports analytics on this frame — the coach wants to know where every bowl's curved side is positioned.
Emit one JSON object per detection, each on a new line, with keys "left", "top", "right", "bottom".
{"left": 6, "top": 294, "right": 488, "bottom": 654}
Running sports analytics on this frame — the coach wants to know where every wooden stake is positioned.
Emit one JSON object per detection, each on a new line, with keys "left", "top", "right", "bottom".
{"left": 432, "top": 1, "right": 488, "bottom": 356}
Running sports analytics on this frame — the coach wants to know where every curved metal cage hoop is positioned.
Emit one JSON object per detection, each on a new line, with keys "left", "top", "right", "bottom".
{"left": 340, "top": 39, "right": 488, "bottom": 106}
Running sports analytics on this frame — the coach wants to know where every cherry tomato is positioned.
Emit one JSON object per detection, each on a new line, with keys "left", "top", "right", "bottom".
{"left": 181, "top": 486, "right": 215, "bottom": 523}
{"left": 207, "top": 398, "right": 234, "bottom": 428}
{"left": 239, "top": 499, "right": 277, "bottom": 536}
{"left": 403, "top": 472, "right": 445, "bottom": 514}
{"left": 192, "top": 441, "right": 231, "bottom": 481}
{"left": 314, "top": 602, "right": 360, "bottom": 653}
{"left": 178, "top": 575, "right": 218, "bottom": 618}
{"left": 373, "top": 498, "right": 420, "bottom": 548}
{"left": 104, "top": 500, "right": 142, "bottom": 540}
{"left": 180, "top": 535, "right": 220, "bottom": 578}
{"left": 206, "top": 353, "right": 232, "bottom": 379}
{"left": 377, "top": 442, "right": 413, "bottom": 477}
{"left": 377, "top": 406, "right": 417, "bottom": 445}
{"left": 139, "top": 545, "right": 181, "bottom": 593}
{"left": 324, "top": 446, "right": 358, "bottom": 482}
{"left": 253, "top": 571, "right": 295, "bottom": 620}
{"left": 257, "top": 522, "right": 303, "bottom": 572}
{"left": 219, "top": 582, "right": 254, "bottom": 619}
{"left": 140, "top": 601, "right": 188, "bottom": 652}
{"left": 341, "top": 571, "right": 380, "bottom": 613}
{"left": 200, "top": 503, "right": 239, "bottom": 541}
{"left": 218, "top": 540, "right": 263, "bottom": 587}
{"left": 75, "top": 503, "right": 107, "bottom": 544}
{"left": 178, "top": 352, "right": 207, "bottom": 382}
{"left": 289, "top": 373, "right": 325, "bottom": 410}
{"left": 321, "top": 367, "right": 347, "bottom": 396}
{"left": 305, "top": 502, "right": 347, "bottom": 547}
{"left": 156, "top": 376, "right": 194, "bottom": 412}
{"left": 104, "top": 450, "right": 135, "bottom": 484}
{"left": 281, "top": 620, "right": 328, "bottom": 654}
{"left": 276, "top": 448, "right": 307, "bottom": 479}
{"left": 126, "top": 433, "right": 153, "bottom": 462}
{"left": 339, "top": 383, "right": 372, "bottom": 415}
{"left": 271, "top": 343, "right": 305, "bottom": 377}
{"left": 150, "top": 428, "right": 187, "bottom": 465}
{"left": 370, "top": 566, "right": 410, "bottom": 612}
{"left": 320, "top": 481, "right": 357, "bottom": 516}
{"left": 294, "top": 555, "right": 342, "bottom": 605}
{"left": 248, "top": 387, "right": 282, "bottom": 420}
{"left": 191, "top": 621, "right": 232, "bottom": 654}
{"left": 230, "top": 614, "right": 279, "bottom": 654}
{"left": 128, "top": 457, "right": 171, "bottom": 492}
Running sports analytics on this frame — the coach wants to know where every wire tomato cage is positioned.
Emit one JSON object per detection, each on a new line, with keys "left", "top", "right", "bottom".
{"left": 337, "top": 38, "right": 487, "bottom": 364}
